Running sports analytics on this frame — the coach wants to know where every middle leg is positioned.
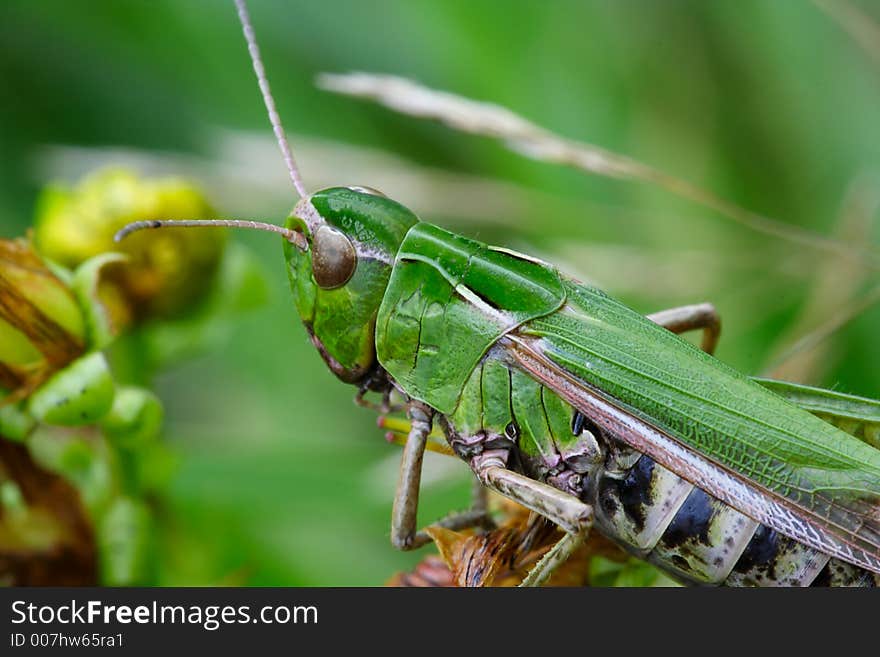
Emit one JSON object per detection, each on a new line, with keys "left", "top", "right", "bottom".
{"left": 473, "top": 457, "right": 594, "bottom": 587}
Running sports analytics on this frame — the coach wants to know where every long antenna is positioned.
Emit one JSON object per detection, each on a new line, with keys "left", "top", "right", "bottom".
{"left": 234, "top": 0, "right": 308, "bottom": 198}
{"left": 115, "top": 219, "right": 308, "bottom": 250}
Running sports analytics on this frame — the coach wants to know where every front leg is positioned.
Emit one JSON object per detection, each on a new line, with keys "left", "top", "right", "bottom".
{"left": 390, "top": 400, "right": 432, "bottom": 549}
{"left": 390, "top": 400, "right": 491, "bottom": 550}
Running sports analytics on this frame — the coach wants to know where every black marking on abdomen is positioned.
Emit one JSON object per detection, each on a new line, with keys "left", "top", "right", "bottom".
{"left": 809, "top": 563, "right": 832, "bottom": 587}
{"left": 663, "top": 488, "right": 714, "bottom": 548}
{"left": 814, "top": 558, "right": 877, "bottom": 587}
{"left": 736, "top": 525, "right": 778, "bottom": 570}
{"left": 733, "top": 525, "right": 779, "bottom": 578}
{"left": 613, "top": 456, "right": 655, "bottom": 534}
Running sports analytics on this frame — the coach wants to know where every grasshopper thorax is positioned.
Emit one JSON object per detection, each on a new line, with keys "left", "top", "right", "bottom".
{"left": 285, "top": 186, "right": 419, "bottom": 384}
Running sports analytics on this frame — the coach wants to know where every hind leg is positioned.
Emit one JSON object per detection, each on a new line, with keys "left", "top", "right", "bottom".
{"left": 647, "top": 302, "right": 721, "bottom": 354}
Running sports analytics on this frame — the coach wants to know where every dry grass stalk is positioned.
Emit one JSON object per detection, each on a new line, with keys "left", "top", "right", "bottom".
{"left": 318, "top": 72, "right": 880, "bottom": 270}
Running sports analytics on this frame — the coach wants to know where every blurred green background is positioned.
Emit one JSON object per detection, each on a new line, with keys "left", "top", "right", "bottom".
{"left": 1, "top": 0, "right": 879, "bottom": 585}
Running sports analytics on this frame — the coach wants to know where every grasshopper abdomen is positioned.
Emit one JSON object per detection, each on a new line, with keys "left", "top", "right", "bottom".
{"left": 592, "top": 452, "right": 875, "bottom": 586}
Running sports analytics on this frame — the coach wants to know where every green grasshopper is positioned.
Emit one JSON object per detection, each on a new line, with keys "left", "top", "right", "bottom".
{"left": 117, "top": 0, "right": 880, "bottom": 586}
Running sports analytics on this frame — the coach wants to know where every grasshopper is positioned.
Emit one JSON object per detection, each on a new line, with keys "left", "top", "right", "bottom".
{"left": 118, "top": 0, "right": 880, "bottom": 586}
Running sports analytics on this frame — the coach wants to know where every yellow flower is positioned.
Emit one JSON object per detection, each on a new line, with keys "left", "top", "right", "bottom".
{"left": 33, "top": 169, "right": 225, "bottom": 320}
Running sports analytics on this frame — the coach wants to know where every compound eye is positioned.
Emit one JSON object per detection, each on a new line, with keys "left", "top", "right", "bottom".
{"left": 311, "top": 225, "right": 357, "bottom": 289}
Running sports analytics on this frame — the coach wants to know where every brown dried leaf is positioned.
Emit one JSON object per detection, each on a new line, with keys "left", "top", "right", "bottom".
{"left": 389, "top": 497, "right": 629, "bottom": 587}
{"left": 0, "top": 438, "right": 96, "bottom": 585}
{"left": 0, "top": 239, "right": 86, "bottom": 400}
{"left": 426, "top": 524, "right": 523, "bottom": 587}
{"left": 386, "top": 555, "right": 455, "bottom": 587}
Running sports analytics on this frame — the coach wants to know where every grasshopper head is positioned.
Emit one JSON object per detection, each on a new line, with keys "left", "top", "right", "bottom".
{"left": 285, "top": 186, "right": 418, "bottom": 384}
{"left": 113, "top": 186, "right": 417, "bottom": 385}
